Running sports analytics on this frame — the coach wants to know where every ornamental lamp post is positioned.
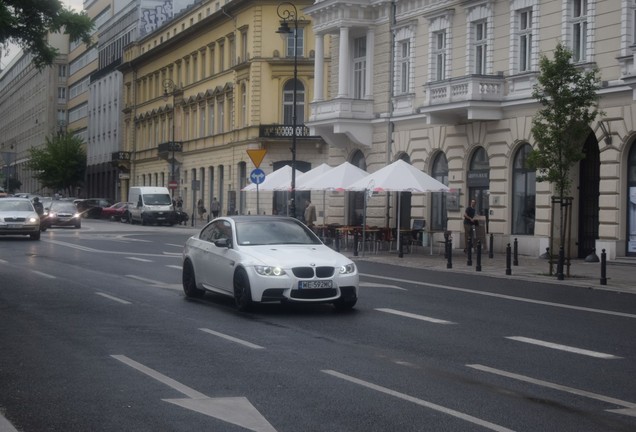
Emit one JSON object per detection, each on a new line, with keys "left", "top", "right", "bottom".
{"left": 276, "top": 1, "right": 299, "bottom": 219}
{"left": 163, "top": 79, "right": 178, "bottom": 197}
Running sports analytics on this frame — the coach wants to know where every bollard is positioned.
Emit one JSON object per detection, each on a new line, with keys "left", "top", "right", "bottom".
{"left": 335, "top": 232, "right": 340, "bottom": 252}
{"left": 600, "top": 248, "right": 607, "bottom": 285}
{"left": 353, "top": 230, "right": 359, "bottom": 257}
{"left": 505, "top": 243, "right": 512, "bottom": 275}
{"left": 476, "top": 240, "right": 482, "bottom": 272}
{"left": 556, "top": 245, "right": 565, "bottom": 281}
{"left": 398, "top": 232, "right": 404, "bottom": 259}
{"left": 467, "top": 236, "right": 473, "bottom": 266}
{"left": 513, "top": 238, "right": 519, "bottom": 266}
{"left": 191, "top": 213, "right": 195, "bottom": 227}
{"left": 489, "top": 233, "right": 494, "bottom": 259}
{"left": 446, "top": 238, "right": 453, "bottom": 269}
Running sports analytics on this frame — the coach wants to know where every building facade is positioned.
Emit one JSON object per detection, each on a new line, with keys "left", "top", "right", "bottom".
{"left": 118, "top": 0, "right": 328, "bottom": 218}
{"left": 306, "top": 0, "right": 636, "bottom": 259}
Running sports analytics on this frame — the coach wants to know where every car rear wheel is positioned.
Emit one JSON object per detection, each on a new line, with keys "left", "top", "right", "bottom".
{"left": 182, "top": 260, "right": 205, "bottom": 299}
{"left": 233, "top": 268, "right": 253, "bottom": 312}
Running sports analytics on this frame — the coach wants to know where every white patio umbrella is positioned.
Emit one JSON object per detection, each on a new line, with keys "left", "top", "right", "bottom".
{"left": 279, "top": 163, "right": 333, "bottom": 191}
{"left": 347, "top": 159, "right": 450, "bottom": 255}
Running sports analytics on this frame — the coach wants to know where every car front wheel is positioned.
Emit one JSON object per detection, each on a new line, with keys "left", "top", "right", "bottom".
{"left": 233, "top": 268, "right": 253, "bottom": 312}
{"left": 30, "top": 231, "right": 41, "bottom": 240}
{"left": 333, "top": 297, "right": 357, "bottom": 311}
{"left": 182, "top": 260, "right": 205, "bottom": 299}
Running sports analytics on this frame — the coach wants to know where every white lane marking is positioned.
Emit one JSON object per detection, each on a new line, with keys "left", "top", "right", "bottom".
{"left": 42, "top": 239, "right": 180, "bottom": 259}
{"left": 111, "top": 355, "right": 277, "bottom": 432}
{"left": 467, "top": 364, "right": 636, "bottom": 417}
{"left": 126, "top": 257, "right": 153, "bottom": 263}
{"left": 0, "top": 259, "right": 8, "bottom": 264}
{"left": 322, "top": 369, "right": 515, "bottom": 432}
{"left": 31, "top": 270, "right": 56, "bottom": 279}
{"left": 506, "top": 336, "right": 622, "bottom": 359}
{"left": 163, "top": 252, "right": 182, "bottom": 256}
{"left": 361, "top": 273, "right": 636, "bottom": 319}
{"left": 126, "top": 275, "right": 166, "bottom": 285}
{"left": 166, "top": 243, "right": 184, "bottom": 247}
{"left": 166, "top": 264, "right": 182, "bottom": 270}
{"left": 95, "top": 292, "right": 131, "bottom": 305}
{"left": 360, "top": 282, "right": 406, "bottom": 291}
{"left": 199, "top": 328, "right": 265, "bottom": 350}
{"left": 376, "top": 308, "right": 455, "bottom": 324}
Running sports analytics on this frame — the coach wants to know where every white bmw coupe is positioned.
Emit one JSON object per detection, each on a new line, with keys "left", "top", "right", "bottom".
{"left": 182, "top": 216, "right": 359, "bottom": 311}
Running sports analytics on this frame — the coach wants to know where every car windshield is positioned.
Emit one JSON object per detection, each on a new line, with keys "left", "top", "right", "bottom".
{"left": 50, "top": 202, "right": 77, "bottom": 213}
{"left": 235, "top": 219, "right": 321, "bottom": 246}
{"left": 0, "top": 200, "right": 33, "bottom": 212}
{"left": 144, "top": 194, "right": 172, "bottom": 205}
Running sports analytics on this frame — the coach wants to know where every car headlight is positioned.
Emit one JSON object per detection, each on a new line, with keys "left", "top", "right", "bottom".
{"left": 254, "top": 265, "right": 286, "bottom": 276}
{"left": 339, "top": 263, "right": 356, "bottom": 274}
{"left": 28, "top": 217, "right": 38, "bottom": 223}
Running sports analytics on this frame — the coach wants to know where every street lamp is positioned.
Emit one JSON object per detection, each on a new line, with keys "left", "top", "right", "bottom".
{"left": 163, "top": 79, "right": 178, "bottom": 197}
{"left": 276, "top": 1, "right": 299, "bottom": 219}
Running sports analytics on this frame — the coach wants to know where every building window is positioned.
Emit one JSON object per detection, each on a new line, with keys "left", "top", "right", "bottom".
{"left": 208, "top": 102, "right": 215, "bottom": 135}
{"left": 353, "top": 36, "right": 366, "bottom": 99}
{"left": 283, "top": 79, "right": 304, "bottom": 125}
{"left": 432, "top": 31, "right": 447, "bottom": 81}
{"left": 241, "top": 83, "right": 247, "bottom": 127}
{"left": 286, "top": 27, "right": 304, "bottom": 58}
{"left": 218, "top": 100, "right": 224, "bottom": 134}
{"left": 228, "top": 34, "right": 236, "bottom": 66}
{"left": 569, "top": 0, "right": 588, "bottom": 62}
{"left": 431, "top": 153, "right": 449, "bottom": 231}
{"left": 397, "top": 40, "right": 410, "bottom": 94}
{"left": 199, "top": 105, "right": 206, "bottom": 137}
{"left": 218, "top": 40, "right": 225, "bottom": 71}
{"left": 473, "top": 20, "right": 488, "bottom": 74}
{"left": 209, "top": 45, "right": 215, "bottom": 75}
{"left": 241, "top": 29, "right": 248, "bottom": 62}
{"left": 512, "top": 144, "right": 536, "bottom": 235}
{"left": 517, "top": 8, "right": 533, "bottom": 72}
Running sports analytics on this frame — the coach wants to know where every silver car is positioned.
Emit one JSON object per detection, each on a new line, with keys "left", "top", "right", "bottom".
{"left": 182, "top": 216, "right": 359, "bottom": 311}
{"left": 0, "top": 197, "right": 41, "bottom": 240}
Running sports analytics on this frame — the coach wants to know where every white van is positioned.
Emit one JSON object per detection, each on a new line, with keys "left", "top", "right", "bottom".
{"left": 127, "top": 186, "right": 176, "bottom": 225}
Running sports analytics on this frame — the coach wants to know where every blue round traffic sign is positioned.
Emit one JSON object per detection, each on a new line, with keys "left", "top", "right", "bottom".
{"left": 250, "top": 168, "right": 266, "bottom": 185}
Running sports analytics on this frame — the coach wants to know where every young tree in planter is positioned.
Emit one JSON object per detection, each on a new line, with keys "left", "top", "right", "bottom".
{"left": 27, "top": 132, "right": 86, "bottom": 197}
{"left": 527, "top": 43, "right": 602, "bottom": 276}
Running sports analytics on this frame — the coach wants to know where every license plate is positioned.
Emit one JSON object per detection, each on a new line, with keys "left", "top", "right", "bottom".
{"left": 7, "top": 224, "right": 22, "bottom": 228}
{"left": 299, "top": 280, "right": 333, "bottom": 289}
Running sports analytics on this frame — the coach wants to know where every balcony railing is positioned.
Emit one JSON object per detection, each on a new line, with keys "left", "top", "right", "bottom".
{"left": 259, "top": 124, "right": 312, "bottom": 138}
{"left": 424, "top": 75, "right": 505, "bottom": 106}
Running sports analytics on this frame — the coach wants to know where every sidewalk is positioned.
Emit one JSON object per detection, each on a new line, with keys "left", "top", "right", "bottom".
{"left": 341, "top": 244, "right": 636, "bottom": 295}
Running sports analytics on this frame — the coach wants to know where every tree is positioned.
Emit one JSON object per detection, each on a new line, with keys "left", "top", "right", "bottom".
{"left": 27, "top": 132, "right": 86, "bottom": 196}
{"left": 0, "top": 0, "right": 93, "bottom": 69}
{"left": 527, "top": 43, "right": 602, "bottom": 274}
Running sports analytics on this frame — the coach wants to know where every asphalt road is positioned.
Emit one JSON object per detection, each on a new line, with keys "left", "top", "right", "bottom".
{"left": 0, "top": 219, "right": 635, "bottom": 432}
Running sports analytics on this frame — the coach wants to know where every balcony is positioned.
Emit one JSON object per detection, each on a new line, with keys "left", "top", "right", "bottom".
{"left": 157, "top": 141, "right": 183, "bottom": 162}
{"left": 259, "top": 124, "right": 312, "bottom": 138}
{"left": 306, "top": 98, "right": 375, "bottom": 148}
{"left": 110, "top": 151, "right": 132, "bottom": 169}
{"left": 420, "top": 75, "right": 505, "bottom": 124}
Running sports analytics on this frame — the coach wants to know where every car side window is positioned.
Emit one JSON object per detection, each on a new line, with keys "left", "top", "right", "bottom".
{"left": 199, "top": 221, "right": 233, "bottom": 244}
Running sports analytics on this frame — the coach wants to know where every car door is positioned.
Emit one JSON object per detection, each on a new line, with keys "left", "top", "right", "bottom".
{"left": 197, "top": 220, "right": 236, "bottom": 294}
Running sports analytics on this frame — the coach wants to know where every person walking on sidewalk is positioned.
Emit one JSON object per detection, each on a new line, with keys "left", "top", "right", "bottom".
{"left": 210, "top": 197, "right": 221, "bottom": 218}
{"left": 464, "top": 199, "right": 477, "bottom": 253}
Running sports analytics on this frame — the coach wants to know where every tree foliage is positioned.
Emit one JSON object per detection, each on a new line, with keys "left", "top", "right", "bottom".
{"left": 527, "top": 43, "right": 602, "bottom": 199}
{"left": 0, "top": 0, "right": 93, "bottom": 69}
{"left": 27, "top": 133, "right": 86, "bottom": 196}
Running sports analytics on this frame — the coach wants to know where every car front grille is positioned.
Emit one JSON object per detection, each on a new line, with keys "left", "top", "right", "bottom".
{"left": 290, "top": 288, "right": 338, "bottom": 299}
{"left": 3, "top": 217, "right": 26, "bottom": 222}
{"left": 291, "top": 266, "right": 335, "bottom": 278}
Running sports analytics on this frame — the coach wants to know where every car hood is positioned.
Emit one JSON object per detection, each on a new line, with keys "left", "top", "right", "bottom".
{"left": 0, "top": 211, "right": 39, "bottom": 221}
{"left": 239, "top": 244, "right": 352, "bottom": 268}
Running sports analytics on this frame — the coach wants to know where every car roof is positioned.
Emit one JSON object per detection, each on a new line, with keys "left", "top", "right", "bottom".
{"left": 222, "top": 215, "right": 298, "bottom": 223}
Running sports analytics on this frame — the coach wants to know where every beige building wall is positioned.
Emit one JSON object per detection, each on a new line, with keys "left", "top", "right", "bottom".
{"left": 307, "top": 0, "right": 636, "bottom": 258}
{"left": 120, "top": 0, "right": 327, "bottom": 217}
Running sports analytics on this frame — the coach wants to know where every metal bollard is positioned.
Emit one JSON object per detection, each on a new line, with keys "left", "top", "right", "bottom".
{"left": 513, "top": 238, "right": 519, "bottom": 266}
{"left": 467, "top": 236, "right": 473, "bottom": 266}
{"left": 476, "top": 240, "right": 482, "bottom": 272}
{"left": 505, "top": 243, "right": 512, "bottom": 275}
{"left": 556, "top": 245, "right": 565, "bottom": 281}
{"left": 398, "top": 232, "right": 404, "bottom": 259}
{"left": 446, "top": 238, "right": 453, "bottom": 269}
{"left": 600, "top": 248, "right": 607, "bottom": 285}
{"left": 335, "top": 233, "right": 340, "bottom": 252}
{"left": 353, "top": 230, "right": 359, "bottom": 257}
{"left": 489, "top": 233, "right": 494, "bottom": 259}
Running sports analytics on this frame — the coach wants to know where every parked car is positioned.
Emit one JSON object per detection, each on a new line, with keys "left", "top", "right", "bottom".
{"left": 41, "top": 201, "right": 81, "bottom": 229}
{"left": 182, "top": 216, "right": 359, "bottom": 311}
{"left": 75, "top": 198, "right": 114, "bottom": 218}
{"left": 0, "top": 197, "right": 41, "bottom": 240}
{"left": 101, "top": 202, "right": 131, "bottom": 221}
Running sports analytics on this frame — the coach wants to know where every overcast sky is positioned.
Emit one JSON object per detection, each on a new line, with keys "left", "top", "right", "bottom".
{"left": 1, "top": 0, "right": 84, "bottom": 69}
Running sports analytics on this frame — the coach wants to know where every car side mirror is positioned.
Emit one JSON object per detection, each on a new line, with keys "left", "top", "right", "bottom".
{"left": 214, "top": 238, "right": 231, "bottom": 248}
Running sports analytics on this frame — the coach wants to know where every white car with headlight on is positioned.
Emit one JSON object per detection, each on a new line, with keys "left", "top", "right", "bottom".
{"left": 0, "top": 197, "right": 41, "bottom": 240}
{"left": 182, "top": 216, "right": 359, "bottom": 311}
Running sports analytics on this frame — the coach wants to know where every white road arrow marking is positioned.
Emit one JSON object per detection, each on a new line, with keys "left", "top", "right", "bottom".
{"left": 111, "top": 355, "right": 277, "bottom": 432}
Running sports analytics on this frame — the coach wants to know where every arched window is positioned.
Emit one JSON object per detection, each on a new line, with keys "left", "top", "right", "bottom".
{"left": 431, "top": 153, "right": 449, "bottom": 231}
{"left": 283, "top": 79, "right": 305, "bottom": 125}
{"left": 512, "top": 143, "right": 535, "bottom": 235}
